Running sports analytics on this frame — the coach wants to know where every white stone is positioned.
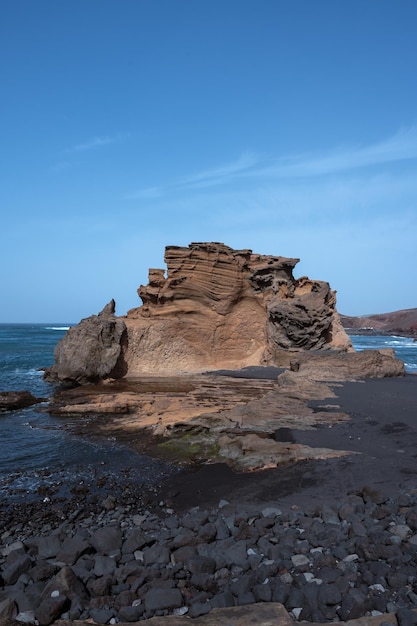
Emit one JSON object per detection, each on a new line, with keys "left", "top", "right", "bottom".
{"left": 343, "top": 553, "right": 359, "bottom": 562}
{"left": 261, "top": 506, "right": 282, "bottom": 518}
{"left": 173, "top": 607, "right": 188, "bottom": 616}
{"left": 369, "top": 584, "right": 386, "bottom": 593}
{"left": 291, "top": 554, "right": 309, "bottom": 567}
{"left": 390, "top": 524, "right": 411, "bottom": 539}
{"left": 280, "top": 572, "right": 293, "bottom": 584}
{"left": 16, "top": 611, "right": 36, "bottom": 623}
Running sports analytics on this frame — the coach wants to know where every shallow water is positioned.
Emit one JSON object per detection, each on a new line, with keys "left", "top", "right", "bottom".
{"left": 0, "top": 324, "right": 175, "bottom": 503}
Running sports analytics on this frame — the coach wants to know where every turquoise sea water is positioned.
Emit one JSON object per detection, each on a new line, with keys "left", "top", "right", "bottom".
{"left": 0, "top": 324, "right": 415, "bottom": 501}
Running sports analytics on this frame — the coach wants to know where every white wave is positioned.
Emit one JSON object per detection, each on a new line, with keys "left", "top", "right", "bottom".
{"left": 45, "top": 326, "right": 71, "bottom": 331}
{"left": 13, "top": 367, "right": 42, "bottom": 377}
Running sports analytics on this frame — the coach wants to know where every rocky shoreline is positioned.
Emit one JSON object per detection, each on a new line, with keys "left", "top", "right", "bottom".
{"left": 2, "top": 482, "right": 417, "bottom": 625}
{"left": 2, "top": 361, "right": 416, "bottom": 625}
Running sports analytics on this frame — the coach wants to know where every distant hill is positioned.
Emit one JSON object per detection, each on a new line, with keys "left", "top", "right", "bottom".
{"left": 341, "top": 308, "right": 417, "bottom": 337}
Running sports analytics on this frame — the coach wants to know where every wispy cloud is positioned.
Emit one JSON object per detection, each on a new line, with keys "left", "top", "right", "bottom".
{"left": 67, "top": 132, "right": 129, "bottom": 153}
{"left": 178, "top": 151, "right": 259, "bottom": 188}
{"left": 254, "top": 125, "right": 417, "bottom": 180}
{"left": 127, "top": 151, "right": 260, "bottom": 199}
{"left": 128, "top": 125, "right": 417, "bottom": 199}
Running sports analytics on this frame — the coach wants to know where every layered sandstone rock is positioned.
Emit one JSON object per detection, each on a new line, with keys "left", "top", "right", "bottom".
{"left": 46, "top": 243, "right": 352, "bottom": 384}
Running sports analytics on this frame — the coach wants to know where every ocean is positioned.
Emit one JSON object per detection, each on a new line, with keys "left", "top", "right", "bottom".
{"left": 0, "top": 324, "right": 175, "bottom": 504}
{"left": 0, "top": 324, "right": 416, "bottom": 504}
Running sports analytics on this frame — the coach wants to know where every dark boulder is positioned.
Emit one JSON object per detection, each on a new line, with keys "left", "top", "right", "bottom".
{"left": 44, "top": 300, "right": 127, "bottom": 385}
{"left": 0, "top": 391, "right": 45, "bottom": 412}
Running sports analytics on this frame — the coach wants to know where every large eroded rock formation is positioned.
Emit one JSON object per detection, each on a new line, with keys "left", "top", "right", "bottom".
{"left": 46, "top": 243, "right": 352, "bottom": 384}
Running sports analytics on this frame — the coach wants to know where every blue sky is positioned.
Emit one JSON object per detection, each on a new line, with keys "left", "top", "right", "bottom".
{"left": 1, "top": 0, "right": 416, "bottom": 322}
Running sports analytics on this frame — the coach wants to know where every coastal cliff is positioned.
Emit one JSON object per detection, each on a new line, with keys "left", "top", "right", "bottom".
{"left": 341, "top": 308, "right": 417, "bottom": 337}
{"left": 45, "top": 243, "right": 352, "bottom": 384}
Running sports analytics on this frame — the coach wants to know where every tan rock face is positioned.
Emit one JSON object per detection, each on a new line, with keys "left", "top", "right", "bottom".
{"left": 46, "top": 242, "right": 352, "bottom": 383}
{"left": 123, "top": 242, "right": 352, "bottom": 376}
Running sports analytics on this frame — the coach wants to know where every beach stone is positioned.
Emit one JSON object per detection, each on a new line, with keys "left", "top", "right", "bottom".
{"left": 89, "top": 607, "right": 115, "bottom": 624}
{"left": 362, "top": 486, "right": 389, "bottom": 505}
{"left": 90, "top": 526, "right": 122, "bottom": 554}
{"left": 35, "top": 594, "right": 69, "bottom": 626}
{"left": 209, "top": 590, "right": 235, "bottom": 608}
{"left": 181, "top": 509, "right": 209, "bottom": 529}
{"left": 56, "top": 534, "right": 90, "bottom": 565}
{"left": 15, "top": 610, "right": 36, "bottom": 623}
{"left": 29, "top": 560, "right": 58, "bottom": 582}
{"left": 221, "top": 540, "right": 248, "bottom": 568}
{"left": 143, "top": 545, "right": 170, "bottom": 566}
{"left": 117, "top": 604, "right": 144, "bottom": 621}
{"left": 318, "top": 582, "right": 342, "bottom": 605}
{"left": 41, "top": 565, "right": 88, "bottom": 606}
{"left": 252, "top": 582, "right": 272, "bottom": 602}
{"left": 397, "top": 608, "right": 417, "bottom": 626}
{"left": 87, "top": 575, "right": 113, "bottom": 597}
{"left": 321, "top": 505, "right": 340, "bottom": 524}
{"left": 387, "top": 571, "right": 409, "bottom": 590}
{"left": 262, "top": 506, "right": 282, "bottom": 518}
{"left": 122, "top": 529, "right": 147, "bottom": 554}
{"left": 291, "top": 554, "right": 310, "bottom": 568}
{"left": 187, "top": 555, "right": 217, "bottom": 575}
{"left": 190, "top": 573, "right": 218, "bottom": 594}
{"left": 93, "top": 554, "right": 117, "bottom": 577}
{"left": 187, "top": 601, "right": 212, "bottom": 618}
{"left": 1, "top": 541, "right": 24, "bottom": 558}
{"left": 171, "top": 529, "right": 197, "bottom": 548}
{"left": 390, "top": 524, "right": 411, "bottom": 539}
{"left": 144, "top": 587, "right": 183, "bottom": 612}
{"left": 8, "top": 583, "right": 44, "bottom": 612}
{"left": 25, "top": 535, "right": 61, "bottom": 559}
{"left": 198, "top": 523, "right": 217, "bottom": 542}
{"left": 171, "top": 545, "right": 197, "bottom": 565}
{"left": 2, "top": 553, "right": 32, "bottom": 585}
{"left": 214, "top": 517, "right": 230, "bottom": 540}
{"left": 0, "top": 599, "right": 17, "bottom": 619}
{"left": 338, "top": 588, "right": 372, "bottom": 621}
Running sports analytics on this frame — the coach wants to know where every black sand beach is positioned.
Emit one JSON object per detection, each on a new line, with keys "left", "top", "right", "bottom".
{"left": 2, "top": 373, "right": 417, "bottom": 624}
{"left": 159, "top": 374, "right": 417, "bottom": 512}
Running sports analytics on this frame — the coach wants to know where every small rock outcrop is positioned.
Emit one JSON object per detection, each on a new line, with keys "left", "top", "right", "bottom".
{"left": 45, "top": 300, "right": 127, "bottom": 385}
{"left": 0, "top": 391, "right": 45, "bottom": 412}
{"left": 45, "top": 243, "right": 352, "bottom": 383}
{"left": 287, "top": 348, "right": 406, "bottom": 381}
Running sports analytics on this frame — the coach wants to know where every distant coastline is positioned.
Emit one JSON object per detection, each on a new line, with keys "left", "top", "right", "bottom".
{"left": 341, "top": 307, "right": 417, "bottom": 339}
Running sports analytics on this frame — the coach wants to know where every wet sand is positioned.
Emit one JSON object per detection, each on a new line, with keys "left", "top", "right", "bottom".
{"left": 159, "top": 374, "right": 417, "bottom": 512}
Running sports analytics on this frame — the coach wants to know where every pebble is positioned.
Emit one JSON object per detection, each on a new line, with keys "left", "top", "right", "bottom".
{"left": 2, "top": 487, "right": 417, "bottom": 623}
